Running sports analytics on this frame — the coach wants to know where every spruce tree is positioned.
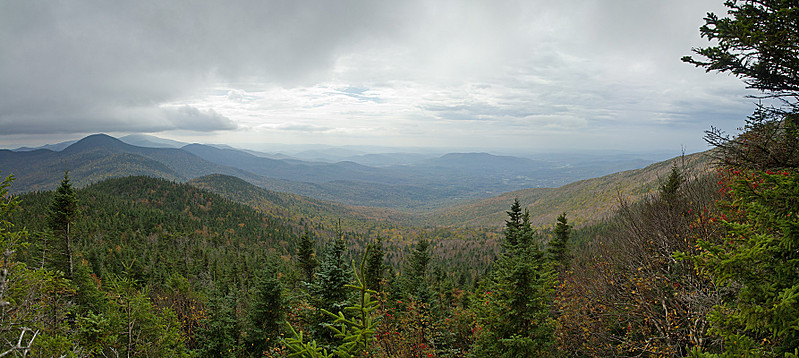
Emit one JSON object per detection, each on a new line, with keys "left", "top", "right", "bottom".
{"left": 685, "top": 1, "right": 799, "bottom": 355}
{"left": 246, "top": 267, "right": 284, "bottom": 356}
{"left": 548, "top": 213, "right": 571, "bottom": 271}
{"left": 403, "top": 236, "right": 432, "bottom": 305}
{"left": 310, "top": 236, "right": 350, "bottom": 345}
{"left": 197, "top": 290, "right": 240, "bottom": 358}
{"left": 473, "top": 202, "right": 555, "bottom": 357}
{"left": 364, "top": 235, "right": 385, "bottom": 292}
{"left": 504, "top": 199, "right": 524, "bottom": 248}
{"left": 297, "top": 231, "right": 318, "bottom": 284}
{"left": 46, "top": 171, "right": 78, "bottom": 278}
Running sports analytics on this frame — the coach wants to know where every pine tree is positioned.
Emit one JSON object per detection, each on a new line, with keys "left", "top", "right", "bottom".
{"left": 310, "top": 237, "right": 350, "bottom": 345}
{"left": 504, "top": 199, "right": 524, "bottom": 248}
{"left": 403, "top": 236, "right": 432, "bottom": 304}
{"left": 473, "top": 201, "right": 555, "bottom": 357}
{"left": 246, "top": 267, "right": 284, "bottom": 355}
{"left": 196, "top": 289, "right": 240, "bottom": 358}
{"left": 364, "top": 235, "right": 385, "bottom": 292}
{"left": 297, "top": 231, "right": 318, "bottom": 284}
{"left": 46, "top": 171, "right": 78, "bottom": 278}
{"left": 548, "top": 213, "right": 571, "bottom": 272}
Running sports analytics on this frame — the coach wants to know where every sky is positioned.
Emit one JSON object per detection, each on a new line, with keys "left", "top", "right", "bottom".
{"left": 0, "top": 0, "right": 758, "bottom": 153}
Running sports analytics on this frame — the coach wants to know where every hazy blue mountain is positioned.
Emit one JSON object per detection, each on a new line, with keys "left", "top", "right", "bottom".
{"left": 3, "top": 134, "right": 671, "bottom": 210}
{"left": 341, "top": 152, "right": 436, "bottom": 167}
{"left": 12, "top": 140, "right": 77, "bottom": 152}
{"left": 1, "top": 134, "right": 262, "bottom": 193}
{"left": 181, "top": 143, "right": 404, "bottom": 184}
{"left": 119, "top": 134, "right": 188, "bottom": 148}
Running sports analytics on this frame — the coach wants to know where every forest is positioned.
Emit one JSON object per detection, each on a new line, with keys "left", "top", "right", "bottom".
{"left": 1, "top": 1, "right": 798, "bottom": 357}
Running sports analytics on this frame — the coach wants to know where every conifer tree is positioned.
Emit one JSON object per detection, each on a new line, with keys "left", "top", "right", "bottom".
{"left": 246, "top": 267, "right": 284, "bottom": 355}
{"left": 46, "top": 171, "right": 78, "bottom": 278}
{"left": 297, "top": 231, "right": 318, "bottom": 283}
{"left": 685, "top": 1, "right": 799, "bottom": 355}
{"left": 364, "top": 235, "right": 385, "bottom": 292}
{"left": 473, "top": 201, "right": 555, "bottom": 357}
{"left": 403, "top": 236, "right": 432, "bottom": 304}
{"left": 504, "top": 199, "right": 524, "bottom": 248}
{"left": 197, "top": 290, "right": 240, "bottom": 357}
{"left": 548, "top": 213, "right": 571, "bottom": 271}
{"left": 311, "top": 237, "right": 350, "bottom": 344}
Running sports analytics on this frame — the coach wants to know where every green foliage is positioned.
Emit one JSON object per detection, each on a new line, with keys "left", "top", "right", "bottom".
{"left": 298, "top": 231, "right": 318, "bottom": 283}
{"left": 694, "top": 170, "right": 799, "bottom": 356}
{"left": 102, "top": 270, "right": 187, "bottom": 357}
{"left": 403, "top": 237, "right": 432, "bottom": 304}
{"left": 364, "top": 236, "right": 385, "bottom": 292}
{"left": 682, "top": 0, "right": 799, "bottom": 102}
{"left": 246, "top": 266, "right": 285, "bottom": 355}
{"left": 196, "top": 289, "right": 241, "bottom": 358}
{"left": 686, "top": 0, "right": 799, "bottom": 170}
{"left": 311, "top": 237, "right": 351, "bottom": 345}
{"left": 472, "top": 200, "right": 555, "bottom": 357}
{"left": 685, "top": 1, "right": 799, "bottom": 356}
{"left": 284, "top": 246, "right": 380, "bottom": 358}
{"left": 660, "top": 164, "right": 685, "bottom": 203}
{"left": 548, "top": 213, "right": 571, "bottom": 271}
{"left": 45, "top": 171, "right": 78, "bottom": 277}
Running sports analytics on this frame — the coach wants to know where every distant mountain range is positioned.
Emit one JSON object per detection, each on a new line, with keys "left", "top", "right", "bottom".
{"left": 423, "top": 151, "right": 713, "bottom": 228}
{"left": 1, "top": 133, "right": 675, "bottom": 211}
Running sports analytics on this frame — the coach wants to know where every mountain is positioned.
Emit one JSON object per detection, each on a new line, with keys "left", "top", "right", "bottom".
{"left": 3, "top": 133, "right": 675, "bottom": 211}
{"left": 119, "top": 134, "right": 188, "bottom": 148}
{"left": 189, "top": 174, "right": 415, "bottom": 228}
{"left": 424, "top": 151, "right": 713, "bottom": 228}
{"left": 12, "top": 139, "right": 77, "bottom": 152}
{"left": 181, "top": 143, "right": 398, "bottom": 183}
{"left": 0, "top": 134, "right": 263, "bottom": 193}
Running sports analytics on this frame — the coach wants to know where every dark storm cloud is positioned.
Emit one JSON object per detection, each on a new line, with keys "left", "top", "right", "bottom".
{"left": 0, "top": 0, "right": 407, "bottom": 135}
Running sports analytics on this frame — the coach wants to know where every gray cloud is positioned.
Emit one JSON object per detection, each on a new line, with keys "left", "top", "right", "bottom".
{"left": 0, "top": 0, "right": 408, "bottom": 135}
{"left": 0, "top": 0, "right": 755, "bottom": 151}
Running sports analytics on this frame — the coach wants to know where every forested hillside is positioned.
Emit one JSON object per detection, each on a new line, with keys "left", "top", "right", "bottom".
{"left": 427, "top": 150, "right": 712, "bottom": 228}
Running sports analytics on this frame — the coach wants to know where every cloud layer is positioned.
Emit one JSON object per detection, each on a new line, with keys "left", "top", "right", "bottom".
{"left": 0, "top": 0, "right": 755, "bottom": 151}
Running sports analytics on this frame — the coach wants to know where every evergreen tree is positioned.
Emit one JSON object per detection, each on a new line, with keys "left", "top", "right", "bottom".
{"left": 46, "top": 171, "right": 78, "bottom": 277}
{"left": 684, "top": 0, "right": 799, "bottom": 169}
{"left": 297, "top": 231, "right": 318, "bottom": 283}
{"left": 659, "top": 164, "right": 684, "bottom": 203}
{"left": 473, "top": 201, "right": 555, "bottom": 357}
{"left": 504, "top": 199, "right": 524, "bottom": 248}
{"left": 685, "top": 1, "right": 799, "bottom": 355}
{"left": 246, "top": 267, "right": 284, "bottom": 355}
{"left": 196, "top": 290, "right": 240, "bottom": 358}
{"left": 364, "top": 235, "right": 385, "bottom": 292}
{"left": 310, "top": 237, "right": 350, "bottom": 344}
{"left": 403, "top": 236, "right": 432, "bottom": 304}
{"left": 548, "top": 213, "right": 571, "bottom": 271}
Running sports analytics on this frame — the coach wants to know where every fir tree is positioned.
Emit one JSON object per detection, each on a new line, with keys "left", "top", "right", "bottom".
{"left": 504, "top": 199, "right": 524, "bottom": 248}
{"left": 403, "top": 236, "right": 432, "bottom": 305}
{"left": 310, "top": 236, "right": 350, "bottom": 345}
{"left": 246, "top": 267, "right": 284, "bottom": 356}
{"left": 297, "top": 231, "right": 318, "bottom": 284}
{"left": 364, "top": 235, "right": 385, "bottom": 292}
{"left": 197, "top": 290, "right": 240, "bottom": 358}
{"left": 46, "top": 171, "right": 78, "bottom": 278}
{"left": 548, "top": 213, "right": 571, "bottom": 272}
{"left": 473, "top": 201, "right": 555, "bottom": 357}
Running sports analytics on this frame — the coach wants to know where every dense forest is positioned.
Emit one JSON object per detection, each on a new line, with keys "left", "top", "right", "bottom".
{"left": 1, "top": 1, "right": 798, "bottom": 357}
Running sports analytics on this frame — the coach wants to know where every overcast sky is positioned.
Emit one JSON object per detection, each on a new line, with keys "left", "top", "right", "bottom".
{"left": 0, "top": 0, "right": 756, "bottom": 153}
